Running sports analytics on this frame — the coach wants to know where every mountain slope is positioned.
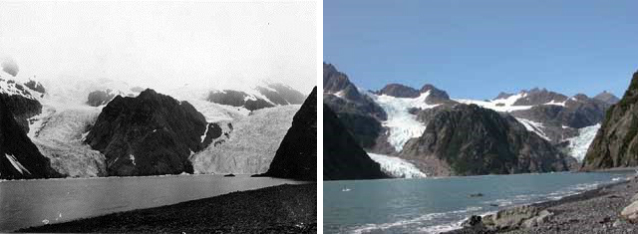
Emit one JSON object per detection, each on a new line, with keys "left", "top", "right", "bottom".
{"left": 324, "top": 104, "right": 388, "bottom": 180}
{"left": 84, "top": 89, "right": 222, "bottom": 176}
{"left": 583, "top": 71, "right": 638, "bottom": 170}
{"left": 262, "top": 87, "right": 317, "bottom": 181}
{"left": 206, "top": 83, "right": 306, "bottom": 112}
{"left": 399, "top": 104, "right": 577, "bottom": 176}
{"left": 0, "top": 95, "right": 57, "bottom": 179}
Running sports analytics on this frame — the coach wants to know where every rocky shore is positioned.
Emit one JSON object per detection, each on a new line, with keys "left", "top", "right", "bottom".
{"left": 448, "top": 176, "right": 638, "bottom": 234}
{"left": 17, "top": 184, "right": 316, "bottom": 233}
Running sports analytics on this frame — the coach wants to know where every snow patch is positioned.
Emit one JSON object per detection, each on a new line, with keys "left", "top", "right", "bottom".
{"left": 545, "top": 99, "right": 566, "bottom": 107}
{"left": 374, "top": 92, "right": 438, "bottom": 152}
{"left": 516, "top": 118, "right": 551, "bottom": 141}
{"left": 129, "top": 155, "right": 136, "bottom": 166}
{"left": 201, "top": 123, "right": 210, "bottom": 143}
{"left": 368, "top": 153, "right": 426, "bottom": 179}
{"left": 566, "top": 124, "right": 601, "bottom": 161}
{"left": 456, "top": 93, "right": 533, "bottom": 113}
{"left": 5, "top": 154, "right": 32, "bottom": 175}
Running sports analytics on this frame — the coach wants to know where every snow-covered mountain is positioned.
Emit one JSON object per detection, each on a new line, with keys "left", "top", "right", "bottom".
{"left": 1, "top": 55, "right": 303, "bottom": 179}
{"left": 190, "top": 105, "right": 299, "bottom": 174}
{"left": 324, "top": 62, "right": 616, "bottom": 174}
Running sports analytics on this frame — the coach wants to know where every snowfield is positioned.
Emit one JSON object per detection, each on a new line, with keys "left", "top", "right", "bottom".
{"left": 373, "top": 92, "right": 438, "bottom": 152}
{"left": 190, "top": 105, "right": 299, "bottom": 174}
{"left": 368, "top": 153, "right": 427, "bottom": 179}
{"left": 566, "top": 124, "right": 601, "bottom": 162}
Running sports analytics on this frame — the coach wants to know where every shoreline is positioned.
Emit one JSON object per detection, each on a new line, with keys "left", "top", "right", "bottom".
{"left": 16, "top": 183, "right": 317, "bottom": 233}
{"left": 446, "top": 175, "right": 638, "bottom": 234}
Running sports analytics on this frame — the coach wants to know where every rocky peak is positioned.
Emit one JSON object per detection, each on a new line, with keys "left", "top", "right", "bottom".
{"left": 262, "top": 87, "right": 317, "bottom": 181}
{"left": 513, "top": 88, "right": 568, "bottom": 106}
{"left": 594, "top": 91, "right": 620, "bottom": 105}
{"left": 495, "top": 92, "right": 515, "bottom": 100}
{"left": 85, "top": 89, "right": 221, "bottom": 176}
{"left": 378, "top": 83, "right": 420, "bottom": 98}
{"left": 420, "top": 84, "right": 451, "bottom": 104}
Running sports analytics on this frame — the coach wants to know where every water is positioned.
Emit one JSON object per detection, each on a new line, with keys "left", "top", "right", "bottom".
{"left": 0, "top": 174, "right": 302, "bottom": 232}
{"left": 324, "top": 171, "right": 634, "bottom": 234}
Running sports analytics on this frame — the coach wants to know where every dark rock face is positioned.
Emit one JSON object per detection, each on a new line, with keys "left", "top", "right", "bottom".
{"left": 583, "top": 71, "right": 638, "bottom": 170}
{"left": 594, "top": 91, "right": 620, "bottom": 105}
{"left": 324, "top": 104, "right": 388, "bottom": 180}
{"left": 257, "top": 83, "right": 306, "bottom": 105}
{"left": 263, "top": 87, "right": 317, "bottom": 181}
{"left": 85, "top": 89, "right": 220, "bottom": 176}
{"left": 378, "top": 83, "right": 420, "bottom": 98}
{"left": 323, "top": 62, "right": 387, "bottom": 151}
{"left": 24, "top": 80, "right": 46, "bottom": 94}
{"left": 0, "top": 96, "right": 57, "bottom": 179}
{"left": 207, "top": 90, "right": 275, "bottom": 111}
{"left": 0, "top": 93, "right": 42, "bottom": 134}
{"left": 87, "top": 90, "right": 117, "bottom": 107}
{"left": 512, "top": 88, "right": 568, "bottom": 106}
{"left": 400, "top": 104, "right": 576, "bottom": 176}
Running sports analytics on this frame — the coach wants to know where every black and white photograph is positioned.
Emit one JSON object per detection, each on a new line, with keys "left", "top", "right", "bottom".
{"left": 0, "top": 1, "right": 317, "bottom": 233}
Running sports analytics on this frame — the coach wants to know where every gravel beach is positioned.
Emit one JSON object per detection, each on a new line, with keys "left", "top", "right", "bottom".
{"left": 17, "top": 183, "right": 317, "bottom": 233}
{"left": 448, "top": 176, "right": 638, "bottom": 234}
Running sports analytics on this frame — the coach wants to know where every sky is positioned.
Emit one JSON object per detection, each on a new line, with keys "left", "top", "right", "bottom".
{"left": 0, "top": 1, "right": 316, "bottom": 95}
{"left": 325, "top": 0, "right": 638, "bottom": 100}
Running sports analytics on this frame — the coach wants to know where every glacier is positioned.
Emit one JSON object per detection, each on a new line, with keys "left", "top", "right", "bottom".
{"left": 373, "top": 92, "right": 438, "bottom": 152}
{"left": 28, "top": 105, "right": 107, "bottom": 177}
{"left": 566, "top": 124, "right": 601, "bottom": 161}
{"left": 368, "top": 153, "right": 427, "bottom": 179}
{"left": 191, "top": 105, "right": 299, "bottom": 174}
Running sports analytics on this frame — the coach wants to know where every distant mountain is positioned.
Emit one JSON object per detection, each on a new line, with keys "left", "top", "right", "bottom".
{"left": 400, "top": 104, "right": 577, "bottom": 176}
{"left": 583, "top": 71, "right": 638, "bottom": 170}
{"left": 0, "top": 95, "right": 58, "bottom": 179}
{"left": 324, "top": 104, "right": 388, "bottom": 180}
{"left": 206, "top": 83, "right": 306, "bottom": 111}
{"left": 87, "top": 89, "right": 136, "bottom": 107}
{"left": 262, "top": 87, "right": 317, "bottom": 181}
{"left": 85, "top": 89, "right": 223, "bottom": 176}
{"left": 594, "top": 91, "right": 620, "bottom": 105}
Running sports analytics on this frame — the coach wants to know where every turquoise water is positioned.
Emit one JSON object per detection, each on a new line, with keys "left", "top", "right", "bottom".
{"left": 324, "top": 171, "right": 633, "bottom": 234}
{"left": 0, "top": 174, "right": 302, "bottom": 232}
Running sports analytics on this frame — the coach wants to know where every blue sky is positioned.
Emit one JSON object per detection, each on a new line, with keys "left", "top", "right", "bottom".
{"left": 324, "top": 0, "right": 638, "bottom": 100}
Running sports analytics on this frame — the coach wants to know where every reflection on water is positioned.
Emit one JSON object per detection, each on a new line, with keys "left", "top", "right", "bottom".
{"left": 0, "top": 174, "right": 301, "bottom": 232}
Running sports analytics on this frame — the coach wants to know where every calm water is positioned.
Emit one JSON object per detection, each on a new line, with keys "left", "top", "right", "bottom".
{"left": 0, "top": 174, "right": 302, "bottom": 232}
{"left": 324, "top": 171, "right": 634, "bottom": 234}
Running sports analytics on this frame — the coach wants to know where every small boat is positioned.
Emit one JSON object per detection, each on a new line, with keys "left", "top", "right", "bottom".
{"left": 342, "top": 187, "right": 351, "bottom": 192}
{"left": 224, "top": 173, "right": 236, "bottom": 177}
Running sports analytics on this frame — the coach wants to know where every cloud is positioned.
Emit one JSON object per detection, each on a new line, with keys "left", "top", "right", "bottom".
{"left": 0, "top": 1, "right": 316, "bottom": 94}
{"left": 0, "top": 56, "right": 19, "bottom": 77}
